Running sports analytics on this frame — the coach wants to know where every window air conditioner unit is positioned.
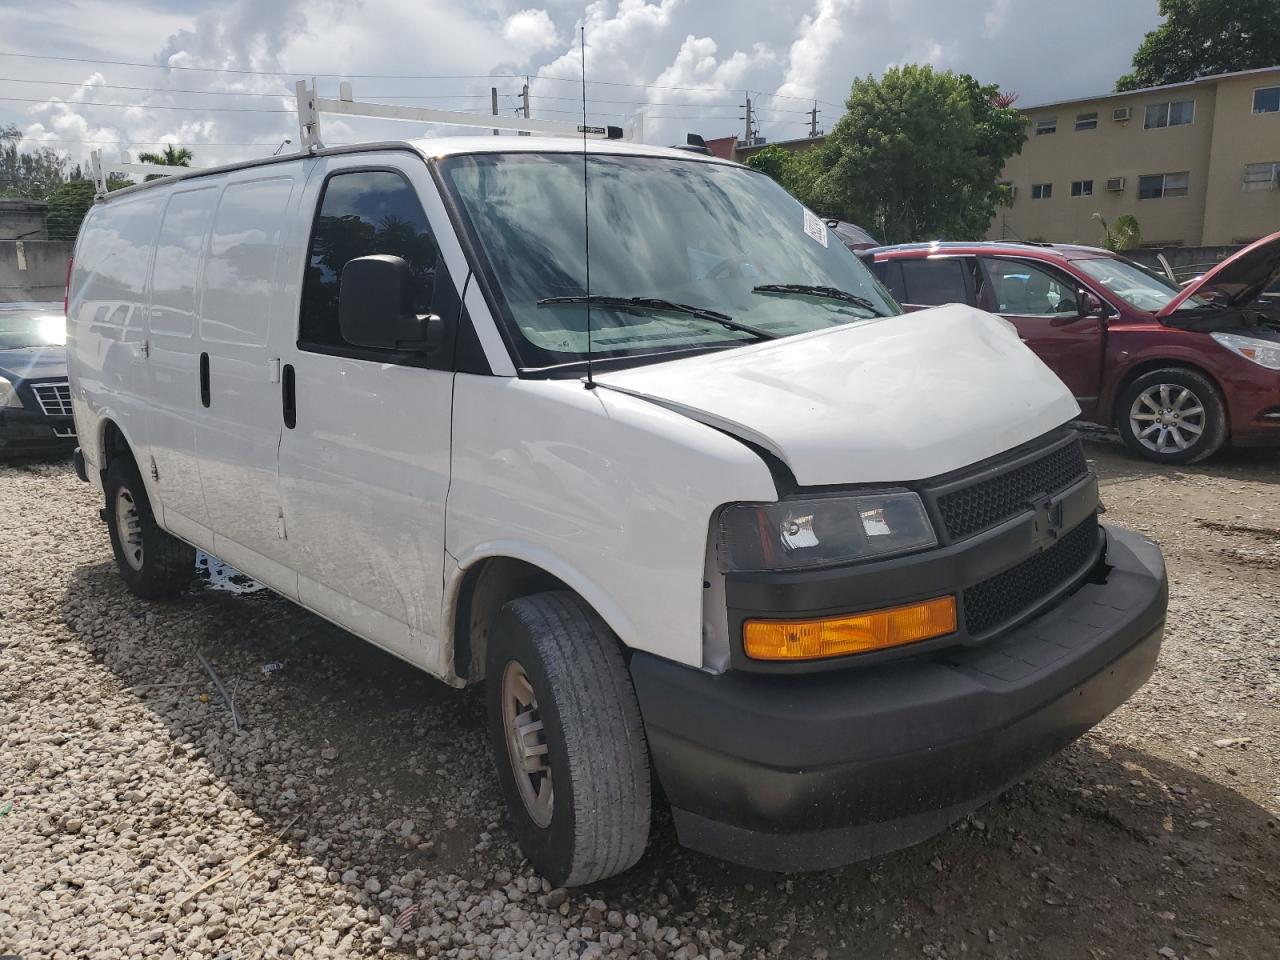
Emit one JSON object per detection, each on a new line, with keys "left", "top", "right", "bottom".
{"left": 1112, "top": 106, "right": 1132, "bottom": 122}
{"left": 1106, "top": 176, "right": 1126, "bottom": 192}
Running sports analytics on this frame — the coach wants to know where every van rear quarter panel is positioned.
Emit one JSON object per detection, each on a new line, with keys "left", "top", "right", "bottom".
{"left": 68, "top": 192, "right": 166, "bottom": 493}
{"left": 445, "top": 375, "right": 777, "bottom": 669}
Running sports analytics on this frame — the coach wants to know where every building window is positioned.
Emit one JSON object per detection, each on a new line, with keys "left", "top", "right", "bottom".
{"left": 1243, "top": 161, "right": 1280, "bottom": 191}
{"left": 1071, "top": 179, "right": 1094, "bottom": 197}
{"left": 1074, "top": 112, "right": 1098, "bottom": 131}
{"left": 1031, "top": 182, "right": 1053, "bottom": 200}
{"left": 1137, "top": 171, "right": 1190, "bottom": 199}
{"left": 1254, "top": 86, "right": 1280, "bottom": 114}
{"left": 1144, "top": 99, "right": 1195, "bottom": 129}
{"left": 1034, "top": 117, "right": 1057, "bottom": 135}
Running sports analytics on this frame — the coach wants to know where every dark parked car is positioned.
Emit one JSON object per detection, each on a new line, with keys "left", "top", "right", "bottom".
{"left": 0, "top": 301, "right": 76, "bottom": 457}
{"left": 825, "top": 219, "right": 879, "bottom": 252}
{"left": 868, "top": 234, "right": 1280, "bottom": 463}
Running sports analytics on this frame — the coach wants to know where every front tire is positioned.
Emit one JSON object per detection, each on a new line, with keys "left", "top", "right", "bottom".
{"left": 485, "top": 591, "right": 651, "bottom": 887}
{"left": 1116, "top": 368, "right": 1226, "bottom": 464}
{"left": 104, "top": 456, "right": 195, "bottom": 599}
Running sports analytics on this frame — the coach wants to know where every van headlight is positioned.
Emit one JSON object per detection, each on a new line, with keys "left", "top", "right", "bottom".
{"left": 0, "top": 376, "right": 22, "bottom": 409}
{"left": 1211, "top": 332, "right": 1280, "bottom": 370}
{"left": 717, "top": 491, "right": 937, "bottom": 572}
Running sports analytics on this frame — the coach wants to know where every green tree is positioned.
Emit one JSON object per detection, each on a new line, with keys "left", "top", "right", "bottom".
{"left": 45, "top": 175, "right": 133, "bottom": 241}
{"left": 813, "top": 65, "right": 1026, "bottom": 243}
{"left": 743, "top": 144, "right": 823, "bottom": 208}
{"left": 1116, "top": 0, "right": 1280, "bottom": 91}
{"left": 1091, "top": 213, "right": 1142, "bottom": 251}
{"left": 0, "top": 124, "right": 75, "bottom": 199}
{"left": 136, "top": 144, "right": 193, "bottom": 167}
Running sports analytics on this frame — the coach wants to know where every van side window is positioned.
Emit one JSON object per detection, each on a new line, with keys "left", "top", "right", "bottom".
{"left": 299, "top": 170, "right": 439, "bottom": 354}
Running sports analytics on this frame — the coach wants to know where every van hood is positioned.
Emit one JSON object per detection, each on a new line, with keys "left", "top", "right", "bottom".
{"left": 1157, "top": 229, "right": 1280, "bottom": 329}
{"left": 594, "top": 303, "right": 1080, "bottom": 486}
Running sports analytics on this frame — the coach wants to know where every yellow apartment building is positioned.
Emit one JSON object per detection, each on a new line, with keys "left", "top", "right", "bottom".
{"left": 989, "top": 66, "right": 1280, "bottom": 247}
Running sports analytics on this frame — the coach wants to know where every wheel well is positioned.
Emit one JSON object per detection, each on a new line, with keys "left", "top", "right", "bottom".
{"left": 1110, "top": 359, "right": 1226, "bottom": 426}
{"left": 452, "top": 558, "right": 568, "bottom": 683}
{"left": 100, "top": 419, "right": 132, "bottom": 468}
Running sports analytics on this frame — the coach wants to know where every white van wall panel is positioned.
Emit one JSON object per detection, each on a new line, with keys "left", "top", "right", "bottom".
{"left": 67, "top": 194, "right": 165, "bottom": 474}
{"left": 145, "top": 185, "right": 219, "bottom": 530}
{"left": 445, "top": 376, "right": 777, "bottom": 670}
{"left": 195, "top": 171, "right": 299, "bottom": 582}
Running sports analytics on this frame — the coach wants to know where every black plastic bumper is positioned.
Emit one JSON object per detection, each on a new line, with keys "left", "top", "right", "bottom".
{"left": 0, "top": 409, "right": 76, "bottom": 456}
{"left": 630, "top": 524, "right": 1167, "bottom": 872}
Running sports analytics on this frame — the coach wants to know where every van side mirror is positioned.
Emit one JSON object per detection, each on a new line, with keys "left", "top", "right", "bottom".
{"left": 338, "top": 255, "right": 441, "bottom": 352}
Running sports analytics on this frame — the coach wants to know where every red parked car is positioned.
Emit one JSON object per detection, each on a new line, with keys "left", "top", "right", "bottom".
{"left": 867, "top": 234, "right": 1280, "bottom": 463}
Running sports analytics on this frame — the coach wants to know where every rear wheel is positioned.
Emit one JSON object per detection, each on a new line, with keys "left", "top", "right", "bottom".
{"left": 485, "top": 591, "right": 651, "bottom": 886}
{"left": 1116, "top": 368, "right": 1226, "bottom": 464}
{"left": 104, "top": 456, "right": 195, "bottom": 599}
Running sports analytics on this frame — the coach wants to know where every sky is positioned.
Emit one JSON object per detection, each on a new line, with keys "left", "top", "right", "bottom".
{"left": 0, "top": 0, "right": 1165, "bottom": 169}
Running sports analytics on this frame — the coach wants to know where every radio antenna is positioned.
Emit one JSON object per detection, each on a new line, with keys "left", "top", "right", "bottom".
{"left": 580, "top": 23, "right": 596, "bottom": 390}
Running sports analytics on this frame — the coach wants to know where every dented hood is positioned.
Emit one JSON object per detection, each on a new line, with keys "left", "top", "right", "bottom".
{"left": 1157, "top": 229, "right": 1280, "bottom": 321}
{"left": 594, "top": 303, "right": 1080, "bottom": 486}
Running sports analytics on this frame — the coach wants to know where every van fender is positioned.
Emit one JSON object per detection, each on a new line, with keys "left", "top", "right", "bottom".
{"left": 444, "top": 539, "right": 639, "bottom": 655}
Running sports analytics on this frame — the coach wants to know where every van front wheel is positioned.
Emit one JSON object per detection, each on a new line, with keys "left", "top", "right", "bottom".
{"left": 485, "top": 591, "right": 651, "bottom": 887}
{"left": 104, "top": 456, "right": 195, "bottom": 599}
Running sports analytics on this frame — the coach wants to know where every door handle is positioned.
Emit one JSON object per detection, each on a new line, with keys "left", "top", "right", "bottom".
{"left": 282, "top": 363, "right": 296, "bottom": 429}
{"left": 199, "top": 352, "right": 210, "bottom": 408}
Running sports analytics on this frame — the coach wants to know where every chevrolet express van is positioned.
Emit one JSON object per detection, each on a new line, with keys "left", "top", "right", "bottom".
{"left": 67, "top": 138, "right": 1168, "bottom": 885}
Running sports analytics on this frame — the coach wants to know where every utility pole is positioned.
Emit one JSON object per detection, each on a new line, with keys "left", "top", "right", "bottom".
{"left": 809, "top": 101, "right": 821, "bottom": 138}
{"left": 492, "top": 86, "right": 499, "bottom": 136}
{"left": 519, "top": 79, "right": 531, "bottom": 136}
{"left": 741, "top": 93, "right": 754, "bottom": 145}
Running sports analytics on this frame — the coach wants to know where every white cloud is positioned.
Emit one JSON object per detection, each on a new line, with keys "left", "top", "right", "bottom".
{"left": 984, "top": 0, "right": 1013, "bottom": 38}
{"left": 776, "top": 0, "right": 856, "bottom": 100}
{"left": 504, "top": 9, "right": 560, "bottom": 58}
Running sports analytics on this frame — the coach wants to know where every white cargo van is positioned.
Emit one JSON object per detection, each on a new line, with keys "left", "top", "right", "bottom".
{"left": 67, "top": 136, "right": 1168, "bottom": 885}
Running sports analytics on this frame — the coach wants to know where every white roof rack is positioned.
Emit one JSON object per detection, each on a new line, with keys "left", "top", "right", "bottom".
{"left": 295, "top": 79, "right": 624, "bottom": 153}
{"left": 89, "top": 149, "right": 205, "bottom": 197}
{"left": 89, "top": 80, "right": 629, "bottom": 197}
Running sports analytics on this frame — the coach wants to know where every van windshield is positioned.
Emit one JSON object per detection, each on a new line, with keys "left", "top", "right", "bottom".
{"left": 439, "top": 153, "right": 899, "bottom": 369}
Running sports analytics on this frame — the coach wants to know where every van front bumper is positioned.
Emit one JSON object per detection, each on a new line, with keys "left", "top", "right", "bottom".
{"left": 630, "top": 524, "right": 1167, "bottom": 872}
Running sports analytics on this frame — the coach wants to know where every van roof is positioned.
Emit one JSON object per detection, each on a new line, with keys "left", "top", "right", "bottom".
{"left": 95, "top": 136, "right": 738, "bottom": 203}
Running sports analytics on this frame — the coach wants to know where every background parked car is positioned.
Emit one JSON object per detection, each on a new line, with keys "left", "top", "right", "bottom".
{"left": 0, "top": 301, "right": 76, "bottom": 458}
{"left": 868, "top": 236, "right": 1280, "bottom": 464}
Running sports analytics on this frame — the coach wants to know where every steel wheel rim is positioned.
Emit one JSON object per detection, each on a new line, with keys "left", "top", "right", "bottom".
{"left": 1129, "top": 383, "right": 1205, "bottom": 454}
{"left": 114, "top": 487, "right": 144, "bottom": 571}
{"left": 500, "top": 660, "right": 554, "bottom": 828}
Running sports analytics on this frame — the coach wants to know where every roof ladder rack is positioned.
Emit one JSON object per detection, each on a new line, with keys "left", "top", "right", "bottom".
{"left": 89, "top": 149, "right": 204, "bottom": 198}
{"left": 294, "top": 78, "right": 626, "bottom": 153}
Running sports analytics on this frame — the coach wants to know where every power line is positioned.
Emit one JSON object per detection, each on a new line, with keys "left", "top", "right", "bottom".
{"left": 0, "top": 76, "right": 497, "bottom": 101}
{"left": 0, "top": 96, "right": 295, "bottom": 113}
{"left": 0, "top": 49, "right": 839, "bottom": 105}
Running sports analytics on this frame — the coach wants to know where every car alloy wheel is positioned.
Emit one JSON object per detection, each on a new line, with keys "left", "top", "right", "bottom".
{"left": 500, "top": 659, "right": 554, "bottom": 828}
{"left": 1129, "top": 382, "right": 1206, "bottom": 454}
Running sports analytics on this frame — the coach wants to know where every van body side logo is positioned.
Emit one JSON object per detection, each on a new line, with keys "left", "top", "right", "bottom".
{"left": 1029, "top": 494, "right": 1064, "bottom": 550}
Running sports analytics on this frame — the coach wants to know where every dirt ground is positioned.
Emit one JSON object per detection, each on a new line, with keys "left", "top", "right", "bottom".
{"left": 1, "top": 434, "right": 1277, "bottom": 959}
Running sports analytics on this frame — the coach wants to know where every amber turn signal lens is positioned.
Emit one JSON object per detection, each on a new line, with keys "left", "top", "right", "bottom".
{"left": 743, "top": 596, "right": 957, "bottom": 661}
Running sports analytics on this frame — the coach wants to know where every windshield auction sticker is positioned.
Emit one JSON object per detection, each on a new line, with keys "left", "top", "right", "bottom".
{"left": 803, "top": 209, "right": 829, "bottom": 247}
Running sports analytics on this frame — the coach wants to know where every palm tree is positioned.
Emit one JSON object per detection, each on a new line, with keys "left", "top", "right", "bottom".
{"left": 136, "top": 144, "right": 193, "bottom": 167}
{"left": 1091, "top": 212, "right": 1141, "bottom": 252}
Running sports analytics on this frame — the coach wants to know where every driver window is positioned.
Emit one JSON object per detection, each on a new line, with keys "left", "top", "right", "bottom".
{"left": 981, "top": 258, "right": 1079, "bottom": 317}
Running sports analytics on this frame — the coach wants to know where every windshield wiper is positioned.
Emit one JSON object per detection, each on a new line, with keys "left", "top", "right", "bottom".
{"left": 536, "top": 295, "right": 778, "bottom": 341}
{"left": 752, "top": 283, "right": 885, "bottom": 316}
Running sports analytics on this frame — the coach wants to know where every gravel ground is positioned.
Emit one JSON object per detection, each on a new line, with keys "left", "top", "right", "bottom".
{"left": 1, "top": 437, "right": 1277, "bottom": 960}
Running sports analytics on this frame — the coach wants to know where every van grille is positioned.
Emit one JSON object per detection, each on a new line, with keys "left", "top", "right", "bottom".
{"left": 937, "top": 439, "right": 1088, "bottom": 541}
{"left": 963, "top": 514, "right": 1100, "bottom": 637}
{"left": 31, "top": 381, "right": 73, "bottom": 417}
